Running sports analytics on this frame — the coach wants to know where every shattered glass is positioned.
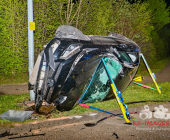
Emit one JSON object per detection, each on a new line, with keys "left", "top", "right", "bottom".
{"left": 81, "top": 57, "right": 122, "bottom": 103}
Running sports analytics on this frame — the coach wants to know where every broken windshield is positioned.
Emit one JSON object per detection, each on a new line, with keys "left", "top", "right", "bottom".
{"left": 118, "top": 51, "right": 132, "bottom": 63}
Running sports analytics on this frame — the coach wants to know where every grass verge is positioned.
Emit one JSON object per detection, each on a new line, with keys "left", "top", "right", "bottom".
{"left": 0, "top": 74, "right": 28, "bottom": 86}
{"left": 0, "top": 82, "right": 170, "bottom": 127}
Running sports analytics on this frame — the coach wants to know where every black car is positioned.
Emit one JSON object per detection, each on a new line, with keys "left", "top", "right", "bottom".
{"left": 29, "top": 25, "right": 140, "bottom": 112}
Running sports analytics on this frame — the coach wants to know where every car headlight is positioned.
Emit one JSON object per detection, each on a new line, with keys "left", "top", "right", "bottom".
{"left": 60, "top": 43, "right": 83, "bottom": 59}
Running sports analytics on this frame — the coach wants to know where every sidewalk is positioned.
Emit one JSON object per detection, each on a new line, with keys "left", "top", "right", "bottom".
{"left": 0, "top": 83, "right": 29, "bottom": 95}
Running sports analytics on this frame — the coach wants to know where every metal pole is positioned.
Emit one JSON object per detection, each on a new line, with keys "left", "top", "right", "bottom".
{"left": 140, "top": 53, "right": 161, "bottom": 94}
{"left": 27, "top": 0, "right": 35, "bottom": 101}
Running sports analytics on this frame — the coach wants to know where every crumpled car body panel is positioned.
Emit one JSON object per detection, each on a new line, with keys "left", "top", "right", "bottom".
{"left": 29, "top": 25, "right": 140, "bottom": 112}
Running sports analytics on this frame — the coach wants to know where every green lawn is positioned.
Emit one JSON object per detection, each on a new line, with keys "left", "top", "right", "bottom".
{"left": 0, "top": 93, "right": 30, "bottom": 125}
{"left": 0, "top": 73, "right": 28, "bottom": 86}
{"left": 0, "top": 81, "right": 169, "bottom": 126}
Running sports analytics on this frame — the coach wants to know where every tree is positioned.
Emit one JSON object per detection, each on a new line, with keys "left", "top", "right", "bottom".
{"left": 144, "top": 0, "right": 170, "bottom": 31}
{"left": 57, "top": 0, "right": 98, "bottom": 30}
{"left": 144, "top": 0, "right": 170, "bottom": 58}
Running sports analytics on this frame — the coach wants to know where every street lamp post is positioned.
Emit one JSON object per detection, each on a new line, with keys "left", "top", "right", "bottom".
{"left": 27, "top": 0, "right": 35, "bottom": 101}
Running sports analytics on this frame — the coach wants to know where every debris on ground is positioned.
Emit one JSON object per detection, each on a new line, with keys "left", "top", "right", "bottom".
{"left": 0, "top": 110, "right": 34, "bottom": 121}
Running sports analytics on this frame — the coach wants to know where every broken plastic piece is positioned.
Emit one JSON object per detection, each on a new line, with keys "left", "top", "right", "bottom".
{"left": 0, "top": 110, "right": 34, "bottom": 121}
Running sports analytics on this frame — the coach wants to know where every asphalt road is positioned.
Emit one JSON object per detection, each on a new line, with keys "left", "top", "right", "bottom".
{"left": 1, "top": 103, "right": 170, "bottom": 140}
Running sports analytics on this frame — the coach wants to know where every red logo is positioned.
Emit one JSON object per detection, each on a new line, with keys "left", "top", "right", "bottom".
{"left": 133, "top": 121, "right": 169, "bottom": 126}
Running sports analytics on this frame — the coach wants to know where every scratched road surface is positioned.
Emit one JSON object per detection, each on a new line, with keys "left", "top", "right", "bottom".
{"left": 1, "top": 103, "right": 170, "bottom": 140}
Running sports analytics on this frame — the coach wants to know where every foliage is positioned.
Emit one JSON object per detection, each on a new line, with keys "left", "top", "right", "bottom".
{"left": 33, "top": 0, "right": 61, "bottom": 54}
{"left": 158, "top": 24, "right": 170, "bottom": 56}
{"left": 111, "top": 1, "right": 152, "bottom": 40}
{"left": 0, "top": 0, "right": 170, "bottom": 80}
{"left": 111, "top": 0, "right": 156, "bottom": 61}
{"left": 144, "top": 0, "right": 170, "bottom": 59}
{"left": 144, "top": 0, "right": 170, "bottom": 31}
{"left": 83, "top": 0, "right": 114, "bottom": 35}
{"left": 57, "top": 0, "right": 99, "bottom": 31}
{"left": 0, "top": 0, "right": 28, "bottom": 78}
{"left": 0, "top": 0, "right": 62, "bottom": 78}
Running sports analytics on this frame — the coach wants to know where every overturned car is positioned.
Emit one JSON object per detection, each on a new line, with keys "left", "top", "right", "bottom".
{"left": 29, "top": 25, "right": 140, "bottom": 112}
